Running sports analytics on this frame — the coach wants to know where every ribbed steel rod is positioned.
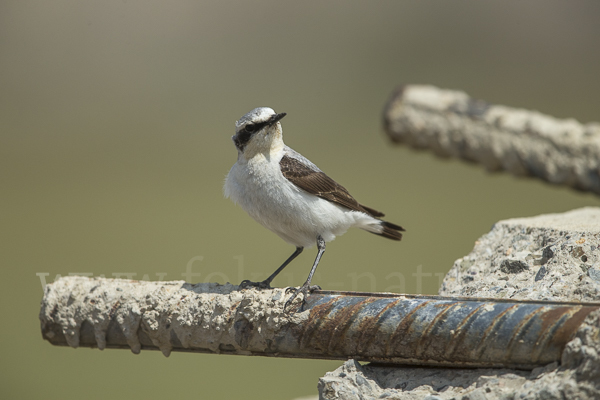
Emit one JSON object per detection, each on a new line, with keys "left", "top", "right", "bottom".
{"left": 40, "top": 277, "right": 599, "bottom": 369}
{"left": 293, "top": 292, "right": 597, "bottom": 368}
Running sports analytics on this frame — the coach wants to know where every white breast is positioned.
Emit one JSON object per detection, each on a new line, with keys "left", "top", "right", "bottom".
{"left": 224, "top": 150, "right": 376, "bottom": 248}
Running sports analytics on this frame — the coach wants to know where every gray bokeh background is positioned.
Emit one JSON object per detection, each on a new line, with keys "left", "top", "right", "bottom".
{"left": 2, "top": 1, "right": 599, "bottom": 399}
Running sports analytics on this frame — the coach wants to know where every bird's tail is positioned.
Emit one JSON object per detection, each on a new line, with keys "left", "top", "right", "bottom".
{"left": 360, "top": 219, "right": 405, "bottom": 241}
{"left": 356, "top": 203, "right": 404, "bottom": 241}
{"left": 375, "top": 220, "right": 405, "bottom": 241}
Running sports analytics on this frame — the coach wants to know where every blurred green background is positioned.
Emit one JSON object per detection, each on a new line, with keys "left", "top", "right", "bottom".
{"left": 2, "top": 1, "right": 600, "bottom": 399}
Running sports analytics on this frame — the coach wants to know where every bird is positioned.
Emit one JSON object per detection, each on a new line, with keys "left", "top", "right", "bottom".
{"left": 224, "top": 107, "right": 404, "bottom": 309}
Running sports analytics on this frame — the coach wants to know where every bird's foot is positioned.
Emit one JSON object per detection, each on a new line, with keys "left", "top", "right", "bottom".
{"left": 284, "top": 283, "right": 321, "bottom": 311}
{"left": 239, "top": 279, "right": 272, "bottom": 290}
{"left": 285, "top": 284, "right": 321, "bottom": 294}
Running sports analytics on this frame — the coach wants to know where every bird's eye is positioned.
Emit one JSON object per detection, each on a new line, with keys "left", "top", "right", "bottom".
{"left": 245, "top": 124, "right": 256, "bottom": 133}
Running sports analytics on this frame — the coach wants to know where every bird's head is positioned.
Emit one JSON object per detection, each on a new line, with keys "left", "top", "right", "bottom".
{"left": 232, "top": 107, "right": 287, "bottom": 158}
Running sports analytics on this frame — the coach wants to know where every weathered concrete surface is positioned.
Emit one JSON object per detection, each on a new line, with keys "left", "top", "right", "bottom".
{"left": 319, "top": 208, "right": 600, "bottom": 400}
{"left": 383, "top": 85, "right": 600, "bottom": 194}
{"left": 40, "top": 208, "right": 600, "bottom": 398}
{"left": 44, "top": 277, "right": 595, "bottom": 368}
{"left": 39, "top": 278, "right": 306, "bottom": 357}
{"left": 319, "top": 359, "right": 531, "bottom": 400}
{"left": 441, "top": 207, "right": 600, "bottom": 301}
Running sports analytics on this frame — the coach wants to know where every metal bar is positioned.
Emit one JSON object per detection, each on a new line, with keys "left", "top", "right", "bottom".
{"left": 40, "top": 277, "right": 599, "bottom": 369}
{"left": 286, "top": 293, "right": 597, "bottom": 368}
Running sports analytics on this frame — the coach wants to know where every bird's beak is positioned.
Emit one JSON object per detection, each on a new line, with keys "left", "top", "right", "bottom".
{"left": 268, "top": 112, "right": 287, "bottom": 126}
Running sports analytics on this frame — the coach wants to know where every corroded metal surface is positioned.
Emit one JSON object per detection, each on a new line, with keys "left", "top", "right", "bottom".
{"left": 40, "top": 277, "right": 599, "bottom": 369}
{"left": 288, "top": 291, "right": 598, "bottom": 368}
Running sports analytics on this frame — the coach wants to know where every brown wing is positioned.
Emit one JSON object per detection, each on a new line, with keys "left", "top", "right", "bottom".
{"left": 279, "top": 155, "right": 385, "bottom": 218}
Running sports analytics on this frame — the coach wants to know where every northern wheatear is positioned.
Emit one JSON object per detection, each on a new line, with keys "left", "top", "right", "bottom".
{"left": 224, "top": 107, "right": 404, "bottom": 308}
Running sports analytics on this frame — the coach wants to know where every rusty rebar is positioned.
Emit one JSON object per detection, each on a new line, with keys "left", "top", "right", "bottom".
{"left": 40, "top": 277, "right": 599, "bottom": 369}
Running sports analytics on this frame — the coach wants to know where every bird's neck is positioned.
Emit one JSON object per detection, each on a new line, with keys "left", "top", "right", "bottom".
{"left": 240, "top": 133, "right": 285, "bottom": 164}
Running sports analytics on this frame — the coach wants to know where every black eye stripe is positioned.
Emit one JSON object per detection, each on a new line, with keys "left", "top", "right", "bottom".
{"left": 233, "top": 122, "right": 266, "bottom": 151}
{"left": 233, "top": 116, "right": 277, "bottom": 151}
{"left": 245, "top": 121, "right": 268, "bottom": 133}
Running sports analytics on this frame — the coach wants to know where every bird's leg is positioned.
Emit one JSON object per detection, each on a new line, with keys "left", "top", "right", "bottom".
{"left": 239, "top": 247, "right": 303, "bottom": 289}
{"left": 285, "top": 235, "right": 325, "bottom": 310}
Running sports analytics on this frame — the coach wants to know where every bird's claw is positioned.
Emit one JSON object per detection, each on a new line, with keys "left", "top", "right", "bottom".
{"left": 284, "top": 283, "right": 320, "bottom": 311}
{"left": 239, "top": 279, "right": 272, "bottom": 290}
{"left": 285, "top": 284, "right": 320, "bottom": 294}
